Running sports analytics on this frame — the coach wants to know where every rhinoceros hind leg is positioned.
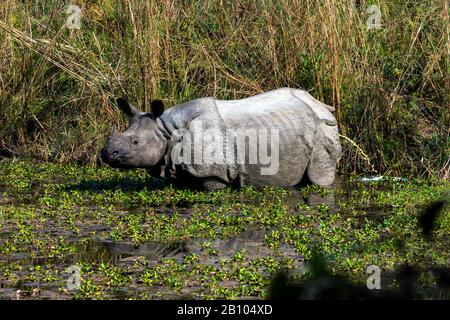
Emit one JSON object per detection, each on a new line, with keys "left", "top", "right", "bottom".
{"left": 306, "top": 123, "right": 341, "bottom": 186}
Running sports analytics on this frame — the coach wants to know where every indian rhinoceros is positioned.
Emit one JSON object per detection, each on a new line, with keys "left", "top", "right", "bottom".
{"left": 101, "top": 88, "right": 341, "bottom": 190}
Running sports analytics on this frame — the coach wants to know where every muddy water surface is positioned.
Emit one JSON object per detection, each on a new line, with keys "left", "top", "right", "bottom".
{"left": 0, "top": 161, "right": 448, "bottom": 299}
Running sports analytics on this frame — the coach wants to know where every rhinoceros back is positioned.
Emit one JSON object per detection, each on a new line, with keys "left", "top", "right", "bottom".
{"left": 215, "top": 88, "right": 325, "bottom": 187}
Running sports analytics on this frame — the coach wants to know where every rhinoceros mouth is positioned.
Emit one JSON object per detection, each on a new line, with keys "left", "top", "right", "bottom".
{"left": 101, "top": 148, "right": 125, "bottom": 166}
{"left": 110, "top": 155, "right": 125, "bottom": 165}
{"left": 108, "top": 158, "right": 129, "bottom": 168}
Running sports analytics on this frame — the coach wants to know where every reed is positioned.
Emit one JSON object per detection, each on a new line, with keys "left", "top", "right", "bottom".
{"left": 0, "top": 0, "right": 448, "bottom": 177}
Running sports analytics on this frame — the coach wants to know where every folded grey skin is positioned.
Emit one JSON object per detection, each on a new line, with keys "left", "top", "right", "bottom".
{"left": 101, "top": 88, "right": 342, "bottom": 190}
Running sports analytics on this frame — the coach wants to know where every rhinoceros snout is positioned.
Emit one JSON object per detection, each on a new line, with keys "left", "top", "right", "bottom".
{"left": 101, "top": 147, "right": 117, "bottom": 164}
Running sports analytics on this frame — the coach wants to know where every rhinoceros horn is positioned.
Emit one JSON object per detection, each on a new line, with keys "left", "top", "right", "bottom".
{"left": 109, "top": 125, "right": 118, "bottom": 135}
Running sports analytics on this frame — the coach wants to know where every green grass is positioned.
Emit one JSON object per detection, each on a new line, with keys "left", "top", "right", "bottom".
{"left": 0, "top": 159, "right": 448, "bottom": 299}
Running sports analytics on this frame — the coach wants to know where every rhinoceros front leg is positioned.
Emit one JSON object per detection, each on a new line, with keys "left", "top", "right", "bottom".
{"left": 306, "top": 122, "right": 341, "bottom": 186}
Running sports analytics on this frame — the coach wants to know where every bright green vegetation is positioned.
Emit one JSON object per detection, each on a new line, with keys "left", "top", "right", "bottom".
{"left": 0, "top": 0, "right": 448, "bottom": 176}
{"left": 0, "top": 160, "right": 448, "bottom": 299}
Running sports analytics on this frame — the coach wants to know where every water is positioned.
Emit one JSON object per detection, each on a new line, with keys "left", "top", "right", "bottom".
{"left": 0, "top": 165, "right": 447, "bottom": 299}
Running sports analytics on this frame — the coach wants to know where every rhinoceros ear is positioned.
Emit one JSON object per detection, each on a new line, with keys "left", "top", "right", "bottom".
{"left": 116, "top": 98, "right": 140, "bottom": 117}
{"left": 150, "top": 100, "right": 164, "bottom": 118}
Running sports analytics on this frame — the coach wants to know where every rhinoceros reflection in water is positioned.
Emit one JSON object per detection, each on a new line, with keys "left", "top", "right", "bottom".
{"left": 102, "top": 88, "right": 341, "bottom": 190}
{"left": 80, "top": 229, "right": 304, "bottom": 266}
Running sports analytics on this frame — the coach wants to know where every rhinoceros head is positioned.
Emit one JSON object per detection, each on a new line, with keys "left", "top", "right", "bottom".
{"left": 101, "top": 98, "right": 167, "bottom": 168}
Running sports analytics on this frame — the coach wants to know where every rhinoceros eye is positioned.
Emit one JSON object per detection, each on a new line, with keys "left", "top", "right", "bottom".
{"left": 131, "top": 137, "right": 139, "bottom": 145}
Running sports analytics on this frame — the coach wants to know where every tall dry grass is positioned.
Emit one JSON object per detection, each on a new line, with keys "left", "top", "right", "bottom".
{"left": 0, "top": 0, "right": 448, "bottom": 177}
